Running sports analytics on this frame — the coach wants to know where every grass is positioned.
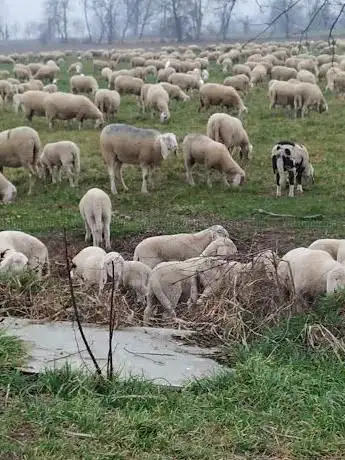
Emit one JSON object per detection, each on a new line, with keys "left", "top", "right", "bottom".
{"left": 2, "top": 53, "right": 345, "bottom": 458}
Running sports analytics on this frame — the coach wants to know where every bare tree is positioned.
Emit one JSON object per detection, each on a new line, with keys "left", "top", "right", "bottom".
{"left": 189, "top": 0, "right": 208, "bottom": 40}
{"left": 91, "top": 0, "right": 117, "bottom": 43}
{"left": 268, "top": 0, "right": 302, "bottom": 38}
{"left": 80, "top": 0, "right": 93, "bottom": 42}
{"left": 214, "top": 0, "right": 237, "bottom": 40}
{"left": 43, "top": 0, "right": 72, "bottom": 42}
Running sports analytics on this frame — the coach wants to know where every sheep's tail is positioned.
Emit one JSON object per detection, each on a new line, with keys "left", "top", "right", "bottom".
{"left": 31, "top": 133, "right": 41, "bottom": 175}
{"left": 133, "top": 248, "right": 140, "bottom": 262}
{"left": 72, "top": 147, "right": 81, "bottom": 175}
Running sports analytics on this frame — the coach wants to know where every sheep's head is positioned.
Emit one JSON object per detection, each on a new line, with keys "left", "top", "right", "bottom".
{"left": 103, "top": 252, "right": 125, "bottom": 281}
{"left": 160, "top": 111, "right": 170, "bottom": 123}
{"left": 232, "top": 170, "right": 245, "bottom": 186}
{"left": 159, "top": 133, "right": 178, "bottom": 158}
{"left": 327, "top": 266, "right": 345, "bottom": 293}
{"left": 201, "top": 70, "right": 209, "bottom": 82}
{"left": 319, "top": 98, "right": 328, "bottom": 113}
{"left": 208, "top": 225, "right": 229, "bottom": 240}
{"left": 1, "top": 183, "right": 17, "bottom": 204}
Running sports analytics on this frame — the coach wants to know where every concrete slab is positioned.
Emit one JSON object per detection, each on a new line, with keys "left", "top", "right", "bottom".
{"left": 1, "top": 317, "right": 226, "bottom": 387}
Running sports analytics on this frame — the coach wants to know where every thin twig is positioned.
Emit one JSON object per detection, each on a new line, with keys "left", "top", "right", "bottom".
{"left": 63, "top": 228, "right": 102, "bottom": 376}
{"left": 299, "top": 0, "right": 329, "bottom": 43}
{"left": 107, "top": 261, "right": 116, "bottom": 380}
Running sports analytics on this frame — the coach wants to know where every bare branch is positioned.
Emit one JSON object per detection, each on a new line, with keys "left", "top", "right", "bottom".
{"left": 328, "top": 1, "right": 345, "bottom": 46}
{"left": 299, "top": 0, "right": 329, "bottom": 43}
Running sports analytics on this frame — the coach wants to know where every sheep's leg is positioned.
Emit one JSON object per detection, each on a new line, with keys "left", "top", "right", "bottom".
{"left": 185, "top": 158, "right": 195, "bottom": 186}
{"left": 84, "top": 221, "right": 91, "bottom": 242}
{"left": 276, "top": 172, "right": 281, "bottom": 197}
{"left": 103, "top": 222, "right": 111, "bottom": 250}
{"left": 296, "top": 169, "right": 303, "bottom": 194}
{"left": 206, "top": 170, "right": 213, "bottom": 188}
{"left": 108, "top": 165, "right": 118, "bottom": 194}
{"left": 148, "top": 168, "right": 154, "bottom": 189}
{"left": 187, "top": 275, "right": 199, "bottom": 312}
{"left": 288, "top": 170, "right": 295, "bottom": 198}
{"left": 143, "top": 289, "right": 156, "bottom": 325}
{"left": 222, "top": 172, "right": 230, "bottom": 187}
{"left": 57, "top": 167, "right": 63, "bottom": 183}
{"left": 116, "top": 162, "right": 129, "bottom": 192}
{"left": 141, "top": 166, "right": 149, "bottom": 194}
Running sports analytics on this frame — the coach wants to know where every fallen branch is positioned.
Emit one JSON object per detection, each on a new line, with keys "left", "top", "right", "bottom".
{"left": 253, "top": 208, "right": 324, "bottom": 220}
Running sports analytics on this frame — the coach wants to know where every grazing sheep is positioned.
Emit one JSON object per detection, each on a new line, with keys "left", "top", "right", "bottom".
{"left": 278, "top": 247, "right": 345, "bottom": 298}
{"left": 141, "top": 84, "right": 170, "bottom": 123}
{"left": 271, "top": 141, "right": 314, "bottom": 198}
{"left": 70, "top": 75, "right": 99, "bottom": 97}
{"left": 168, "top": 72, "right": 202, "bottom": 92}
{"left": 39, "top": 141, "right": 80, "bottom": 187}
{"left": 206, "top": 113, "right": 253, "bottom": 160}
{"left": 271, "top": 66, "right": 298, "bottom": 81}
{"left": 0, "top": 230, "right": 49, "bottom": 275}
{"left": 13, "top": 64, "right": 32, "bottom": 81}
{"left": 34, "top": 64, "right": 59, "bottom": 83}
{"left": 44, "top": 92, "right": 104, "bottom": 129}
{"left": 294, "top": 82, "right": 328, "bottom": 118}
{"left": 326, "top": 66, "right": 341, "bottom": 92}
{"left": 0, "top": 126, "right": 40, "bottom": 195}
{"left": 134, "top": 225, "right": 229, "bottom": 269}
{"left": 232, "top": 64, "right": 251, "bottom": 78}
{"left": 308, "top": 239, "right": 345, "bottom": 264}
{"left": 70, "top": 246, "right": 108, "bottom": 294}
{"left": 43, "top": 83, "right": 58, "bottom": 93}
{"left": 79, "top": 188, "right": 112, "bottom": 249}
{"left": 68, "top": 62, "right": 83, "bottom": 75}
{"left": 103, "top": 252, "right": 152, "bottom": 304}
{"left": 250, "top": 64, "right": 268, "bottom": 86}
{"left": 223, "top": 74, "right": 250, "bottom": 93}
{"left": 297, "top": 69, "right": 317, "bottom": 84}
{"left": 20, "top": 79, "right": 44, "bottom": 92}
{"left": 199, "top": 83, "right": 247, "bottom": 118}
{"left": 222, "top": 58, "right": 232, "bottom": 73}
{"left": 114, "top": 75, "right": 144, "bottom": 96}
{"left": 0, "top": 249, "right": 28, "bottom": 274}
{"left": 183, "top": 133, "right": 245, "bottom": 188}
{"left": 13, "top": 90, "right": 47, "bottom": 121}
{"left": 268, "top": 80, "right": 296, "bottom": 113}
{"left": 158, "top": 82, "right": 189, "bottom": 101}
{"left": 0, "top": 80, "right": 17, "bottom": 102}
{"left": 297, "top": 59, "right": 318, "bottom": 76}
{"left": 94, "top": 89, "right": 120, "bottom": 120}
{"left": 0, "top": 172, "right": 16, "bottom": 204}
{"left": 100, "top": 123, "right": 177, "bottom": 194}
{"left": 157, "top": 67, "right": 176, "bottom": 82}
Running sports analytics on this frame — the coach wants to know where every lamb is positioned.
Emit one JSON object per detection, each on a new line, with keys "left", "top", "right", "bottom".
{"left": 0, "top": 171, "right": 16, "bottom": 203}
{"left": 39, "top": 141, "right": 80, "bottom": 187}
{"left": 94, "top": 89, "right": 120, "bottom": 120}
{"left": 0, "top": 126, "right": 40, "bottom": 195}
{"left": 271, "top": 141, "right": 314, "bottom": 198}
{"left": 168, "top": 72, "right": 202, "bottom": 92}
{"left": 0, "top": 230, "right": 49, "bottom": 275}
{"left": 79, "top": 188, "right": 112, "bottom": 249}
{"left": 0, "top": 249, "right": 28, "bottom": 274}
{"left": 44, "top": 92, "right": 104, "bottom": 130}
{"left": 277, "top": 247, "right": 345, "bottom": 298}
{"left": 271, "top": 66, "right": 298, "bottom": 81}
{"left": 70, "top": 247, "right": 108, "bottom": 294}
{"left": 308, "top": 239, "right": 345, "bottom": 264}
{"left": 141, "top": 84, "right": 170, "bottom": 123}
{"left": 183, "top": 133, "right": 245, "bottom": 188}
{"left": 133, "top": 225, "right": 229, "bottom": 269}
{"left": 158, "top": 82, "right": 190, "bottom": 101}
{"left": 293, "top": 82, "right": 328, "bottom": 118}
{"left": 114, "top": 75, "right": 144, "bottom": 97}
{"left": 223, "top": 74, "right": 250, "bottom": 93}
{"left": 143, "top": 236, "right": 237, "bottom": 323}
{"left": 13, "top": 90, "right": 48, "bottom": 121}
{"left": 297, "top": 69, "right": 317, "bottom": 84}
{"left": 206, "top": 113, "right": 253, "bottom": 160}
{"left": 70, "top": 75, "right": 99, "bottom": 97}
{"left": 103, "top": 252, "right": 152, "bottom": 304}
{"left": 100, "top": 123, "right": 178, "bottom": 194}
{"left": 199, "top": 83, "right": 247, "bottom": 118}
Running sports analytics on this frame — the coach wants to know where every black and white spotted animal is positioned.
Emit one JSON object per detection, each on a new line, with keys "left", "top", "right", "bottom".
{"left": 271, "top": 141, "right": 314, "bottom": 198}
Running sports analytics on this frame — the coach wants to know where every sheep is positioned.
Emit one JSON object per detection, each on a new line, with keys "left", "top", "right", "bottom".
{"left": 158, "top": 82, "right": 190, "bottom": 101}
{"left": 271, "top": 141, "right": 314, "bottom": 198}
{"left": 70, "top": 246, "right": 108, "bottom": 294}
{"left": 0, "top": 249, "right": 28, "bottom": 274}
{"left": 20, "top": 79, "right": 44, "bottom": 92}
{"left": 44, "top": 92, "right": 104, "bottom": 130}
{"left": 308, "top": 239, "right": 345, "bottom": 264}
{"left": 294, "top": 82, "right": 328, "bottom": 118}
{"left": 271, "top": 65, "right": 298, "bottom": 81}
{"left": 143, "top": 236, "right": 237, "bottom": 323}
{"left": 199, "top": 83, "right": 247, "bottom": 118}
{"left": 13, "top": 64, "right": 32, "bottom": 81}
{"left": 297, "top": 69, "right": 317, "bottom": 84}
{"left": 43, "top": 83, "right": 58, "bottom": 93}
{"left": 223, "top": 74, "right": 250, "bottom": 93}
{"left": 268, "top": 80, "right": 297, "bottom": 113}
{"left": 70, "top": 75, "right": 99, "bottom": 97}
{"left": 0, "top": 171, "right": 16, "bottom": 204}
{"left": 168, "top": 72, "right": 202, "bottom": 92}
{"left": 103, "top": 252, "right": 152, "bottom": 304}
{"left": 0, "top": 230, "right": 49, "bottom": 276}
{"left": 157, "top": 67, "right": 176, "bottom": 82}
{"left": 297, "top": 59, "right": 318, "bottom": 76}
{"left": 250, "top": 64, "right": 268, "bottom": 86}
{"left": 332, "top": 70, "right": 345, "bottom": 94}
{"left": 133, "top": 225, "right": 229, "bottom": 269}
{"left": 277, "top": 247, "right": 345, "bottom": 298}
{"left": 0, "top": 126, "right": 40, "bottom": 195}
{"left": 206, "top": 113, "right": 253, "bottom": 160}
{"left": 222, "top": 58, "right": 232, "bottom": 73}
{"left": 0, "top": 80, "right": 16, "bottom": 102}
{"left": 114, "top": 75, "right": 144, "bottom": 96}
{"left": 100, "top": 123, "right": 177, "bottom": 194}
{"left": 79, "top": 188, "right": 112, "bottom": 249}
{"left": 94, "top": 89, "right": 120, "bottom": 120}
{"left": 232, "top": 64, "right": 251, "bottom": 78}
{"left": 325, "top": 66, "right": 341, "bottom": 92}
{"left": 68, "top": 62, "right": 83, "bottom": 75}
{"left": 39, "top": 141, "right": 80, "bottom": 187}
{"left": 183, "top": 133, "right": 245, "bottom": 188}
{"left": 13, "top": 90, "right": 48, "bottom": 121}
{"left": 141, "top": 84, "right": 170, "bottom": 123}
{"left": 34, "top": 64, "right": 58, "bottom": 83}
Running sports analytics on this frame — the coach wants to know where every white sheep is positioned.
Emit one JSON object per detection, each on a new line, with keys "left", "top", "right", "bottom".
{"left": 0, "top": 171, "right": 16, "bottom": 203}
{"left": 168, "top": 72, "right": 202, "bottom": 92}
{"left": 94, "top": 89, "right": 120, "bottom": 120}
{"left": 308, "top": 239, "right": 345, "bottom": 264}
{"left": 70, "top": 246, "right": 108, "bottom": 294}
{"left": 158, "top": 82, "right": 190, "bottom": 101}
{"left": 0, "top": 126, "right": 40, "bottom": 195}
{"left": 223, "top": 74, "right": 250, "bottom": 93}
{"left": 79, "top": 188, "right": 112, "bottom": 249}
{"left": 39, "top": 141, "right": 80, "bottom": 187}
{"left": 70, "top": 75, "right": 99, "bottom": 97}
{"left": 206, "top": 113, "right": 253, "bottom": 160}
{"left": 103, "top": 252, "right": 152, "bottom": 304}
{"left": 183, "top": 133, "right": 245, "bottom": 188}
{"left": 133, "top": 225, "right": 229, "bottom": 269}
{"left": 114, "top": 75, "right": 144, "bottom": 96}
{"left": 141, "top": 84, "right": 170, "bottom": 123}
{"left": 297, "top": 69, "right": 317, "bottom": 84}
{"left": 0, "top": 249, "right": 28, "bottom": 274}
{"left": 100, "top": 123, "right": 177, "bottom": 194}
{"left": 277, "top": 247, "right": 345, "bottom": 298}
{"left": 0, "top": 230, "right": 49, "bottom": 275}
{"left": 199, "top": 83, "right": 247, "bottom": 118}
{"left": 13, "top": 90, "right": 47, "bottom": 121}
{"left": 294, "top": 82, "right": 328, "bottom": 118}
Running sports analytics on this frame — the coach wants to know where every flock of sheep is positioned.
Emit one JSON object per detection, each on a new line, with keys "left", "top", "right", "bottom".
{"left": 0, "top": 38, "right": 344, "bottom": 321}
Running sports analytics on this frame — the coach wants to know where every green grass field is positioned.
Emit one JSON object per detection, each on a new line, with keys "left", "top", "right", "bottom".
{"left": 2, "top": 55, "right": 345, "bottom": 459}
